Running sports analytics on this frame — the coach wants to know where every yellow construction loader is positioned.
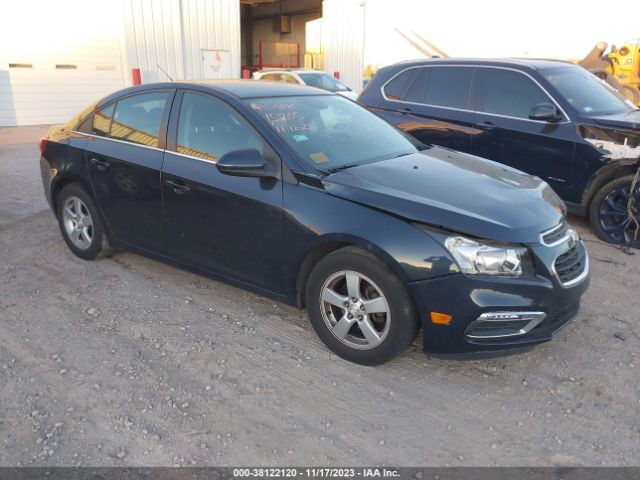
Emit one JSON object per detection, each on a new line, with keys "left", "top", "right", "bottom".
{"left": 579, "top": 40, "right": 640, "bottom": 105}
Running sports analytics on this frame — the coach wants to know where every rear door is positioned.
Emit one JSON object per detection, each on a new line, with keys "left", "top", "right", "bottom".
{"left": 85, "top": 90, "right": 174, "bottom": 252}
{"left": 375, "top": 66, "right": 476, "bottom": 152}
{"left": 470, "top": 68, "right": 576, "bottom": 194}
{"left": 161, "top": 90, "right": 284, "bottom": 293}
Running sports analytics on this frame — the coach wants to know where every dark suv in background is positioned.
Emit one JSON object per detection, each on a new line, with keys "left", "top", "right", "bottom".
{"left": 359, "top": 59, "right": 640, "bottom": 246}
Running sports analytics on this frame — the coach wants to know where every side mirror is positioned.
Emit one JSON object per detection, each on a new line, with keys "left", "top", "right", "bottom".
{"left": 529, "top": 103, "right": 563, "bottom": 122}
{"left": 216, "top": 148, "right": 266, "bottom": 177}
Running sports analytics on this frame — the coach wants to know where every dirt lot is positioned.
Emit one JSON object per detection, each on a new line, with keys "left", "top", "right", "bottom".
{"left": 0, "top": 126, "right": 638, "bottom": 467}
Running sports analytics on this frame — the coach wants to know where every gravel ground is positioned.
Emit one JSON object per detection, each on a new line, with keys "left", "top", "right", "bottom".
{"left": 0, "top": 125, "right": 638, "bottom": 467}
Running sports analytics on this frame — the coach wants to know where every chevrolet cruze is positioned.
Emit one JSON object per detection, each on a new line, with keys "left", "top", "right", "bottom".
{"left": 39, "top": 81, "right": 590, "bottom": 365}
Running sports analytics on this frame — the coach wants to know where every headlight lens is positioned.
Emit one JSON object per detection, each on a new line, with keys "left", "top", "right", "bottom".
{"left": 444, "top": 235, "right": 530, "bottom": 276}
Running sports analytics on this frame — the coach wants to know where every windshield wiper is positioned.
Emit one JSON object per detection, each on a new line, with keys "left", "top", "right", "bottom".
{"left": 327, "top": 164, "right": 358, "bottom": 173}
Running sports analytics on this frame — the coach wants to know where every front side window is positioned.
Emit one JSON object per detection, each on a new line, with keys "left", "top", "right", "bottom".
{"left": 247, "top": 94, "right": 421, "bottom": 172}
{"left": 542, "top": 66, "right": 637, "bottom": 116}
{"left": 176, "top": 92, "right": 263, "bottom": 162}
{"left": 110, "top": 92, "right": 169, "bottom": 147}
{"left": 424, "top": 67, "right": 474, "bottom": 109}
{"left": 477, "top": 69, "right": 552, "bottom": 119}
{"left": 92, "top": 103, "right": 114, "bottom": 137}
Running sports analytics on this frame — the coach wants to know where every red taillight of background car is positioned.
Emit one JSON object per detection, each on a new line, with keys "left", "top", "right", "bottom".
{"left": 39, "top": 137, "right": 48, "bottom": 154}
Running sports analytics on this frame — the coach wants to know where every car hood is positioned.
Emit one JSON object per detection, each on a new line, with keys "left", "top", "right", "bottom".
{"left": 589, "top": 111, "right": 640, "bottom": 130}
{"left": 322, "top": 147, "right": 564, "bottom": 243}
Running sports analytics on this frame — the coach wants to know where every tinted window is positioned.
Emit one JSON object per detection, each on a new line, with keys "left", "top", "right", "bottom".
{"left": 92, "top": 103, "right": 114, "bottom": 137}
{"left": 424, "top": 67, "right": 473, "bottom": 109}
{"left": 110, "top": 92, "right": 168, "bottom": 147}
{"left": 177, "top": 92, "right": 263, "bottom": 162}
{"left": 404, "top": 68, "right": 429, "bottom": 103}
{"left": 383, "top": 69, "right": 419, "bottom": 100}
{"left": 260, "top": 73, "right": 279, "bottom": 81}
{"left": 542, "top": 66, "right": 636, "bottom": 116}
{"left": 477, "top": 69, "right": 552, "bottom": 119}
{"left": 280, "top": 74, "right": 299, "bottom": 84}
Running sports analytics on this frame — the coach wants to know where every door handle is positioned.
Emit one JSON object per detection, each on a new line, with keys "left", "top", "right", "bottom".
{"left": 90, "top": 157, "right": 110, "bottom": 171}
{"left": 480, "top": 120, "right": 495, "bottom": 131}
{"left": 166, "top": 179, "right": 191, "bottom": 195}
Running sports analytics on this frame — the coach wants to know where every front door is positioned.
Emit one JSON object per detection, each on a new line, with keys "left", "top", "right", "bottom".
{"left": 161, "top": 91, "right": 283, "bottom": 293}
{"left": 85, "top": 90, "right": 173, "bottom": 252}
{"left": 470, "top": 68, "right": 576, "bottom": 196}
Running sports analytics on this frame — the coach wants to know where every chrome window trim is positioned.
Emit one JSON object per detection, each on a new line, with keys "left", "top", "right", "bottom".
{"left": 551, "top": 241, "right": 590, "bottom": 288}
{"left": 379, "top": 64, "right": 571, "bottom": 124}
{"left": 72, "top": 131, "right": 165, "bottom": 152}
{"left": 167, "top": 149, "right": 218, "bottom": 164}
{"left": 74, "top": 131, "right": 222, "bottom": 165}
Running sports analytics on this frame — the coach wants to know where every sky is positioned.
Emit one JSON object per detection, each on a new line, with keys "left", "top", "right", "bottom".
{"left": 362, "top": 0, "right": 640, "bottom": 68}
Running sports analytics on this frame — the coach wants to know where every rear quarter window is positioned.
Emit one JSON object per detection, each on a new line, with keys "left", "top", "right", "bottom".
{"left": 92, "top": 103, "right": 114, "bottom": 137}
{"left": 383, "top": 68, "right": 419, "bottom": 100}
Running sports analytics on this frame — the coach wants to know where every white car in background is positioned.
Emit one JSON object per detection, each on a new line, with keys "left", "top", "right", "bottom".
{"left": 252, "top": 69, "right": 359, "bottom": 100}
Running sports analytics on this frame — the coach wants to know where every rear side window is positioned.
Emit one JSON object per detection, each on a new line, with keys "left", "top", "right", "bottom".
{"left": 383, "top": 68, "right": 419, "bottom": 100}
{"left": 176, "top": 92, "right": 263, "bottom": 163}
{"left": 477, "top": 69, "right": 552, "bottom": 119}
{"left": 92, "top": 103, "right": 114, "bottom": 137}
{"left": 424, "top": 67, "right": 474, "bottom": 109}
{"left": 110, "top": 92, "right": 169, "bottom": 147}
{"left": 280, "top": 74, "right": 299, "bottom": 84}
{"left": 404, "top": 68, "right": 429, "bottom": 103}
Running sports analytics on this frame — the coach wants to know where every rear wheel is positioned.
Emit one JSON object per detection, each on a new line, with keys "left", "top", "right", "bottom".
{"left": 589, "top": 174, "right": 640, "bottom": 246}
{"left": 304, "top": 246, "right": 419, "bottom": 365}
{"left": 56, "top": 184, "right": 114, "bottom": 260}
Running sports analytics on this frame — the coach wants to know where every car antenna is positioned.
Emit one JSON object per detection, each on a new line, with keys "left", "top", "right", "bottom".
{"left": 157, "top": 64, "right": 174, "bottom": 81}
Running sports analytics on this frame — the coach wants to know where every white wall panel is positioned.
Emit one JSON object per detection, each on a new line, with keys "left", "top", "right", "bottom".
{"left": 0, "top": 0, "right": 125, "bottom": 126}
{"left": 122, "top": 0, "right": 241, "bottom": 83}
{"left": 321, "top": 0, "right": 365, "bottom": 93}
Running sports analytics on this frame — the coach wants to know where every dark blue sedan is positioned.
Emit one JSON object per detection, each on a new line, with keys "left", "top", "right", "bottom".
{"left": 39, "top": 81, "right": 589, "bottom": 364}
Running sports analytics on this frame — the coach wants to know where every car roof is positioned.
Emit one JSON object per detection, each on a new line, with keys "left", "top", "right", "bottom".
{"left": 388, "top": 57, "right": 575, "bottom": 71}
{"left": 101, "top": 79, "right": 329, "bottom": 104}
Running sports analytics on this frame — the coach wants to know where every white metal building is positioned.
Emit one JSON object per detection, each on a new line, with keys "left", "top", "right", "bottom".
{"left": 2, "top": 0, "right": 632, "bottom": 126}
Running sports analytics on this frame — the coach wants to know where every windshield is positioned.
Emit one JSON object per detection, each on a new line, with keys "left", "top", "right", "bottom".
{"left": 298, "top": 73, "right": 350, "bottom": 92}
{"left": 542, "top": 66, "right": 637, "bottom": 116}
{"left": 246, "top": 95, "right": 421, "bottom": 172}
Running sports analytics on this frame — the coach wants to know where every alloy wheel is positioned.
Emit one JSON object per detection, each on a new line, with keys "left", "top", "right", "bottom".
{"left": 319, "top": 270, "right": 391, "bottom": 350}
{"left": 597, "top": 184, "right": 640, "bottom": 245}
{"left": 62, "top": 196, "right": 94, "bottom": 250}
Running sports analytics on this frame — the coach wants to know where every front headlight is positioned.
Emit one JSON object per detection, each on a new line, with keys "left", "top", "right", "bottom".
{"left": 444, "top": 235, "right": 531, "bottom": 276}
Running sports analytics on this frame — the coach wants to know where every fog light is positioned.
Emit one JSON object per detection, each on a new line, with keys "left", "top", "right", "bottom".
{"left": 431, "top": 312, "right": 453, "bottom": 325}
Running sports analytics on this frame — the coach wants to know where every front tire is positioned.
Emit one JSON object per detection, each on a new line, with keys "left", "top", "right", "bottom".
{"left": 304, "top": 246, "right": 419, "bottom": 365}
{"left": 56, "top": 184, "right": 114, "bottom": 260}
{"left": 589, "top": 175, "right": 640, "bottom": 246}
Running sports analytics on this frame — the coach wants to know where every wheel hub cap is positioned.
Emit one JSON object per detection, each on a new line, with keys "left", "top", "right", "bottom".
{"left": 62, "top": 196, "right": 93, "bottom": 250}
{"left": 319, "top": 270, "right": 390, "bottom": 350}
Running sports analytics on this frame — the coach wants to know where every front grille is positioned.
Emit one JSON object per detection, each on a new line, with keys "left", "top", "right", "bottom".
{"left": 541, "top": 222, "right": 570, "bottom": 246}
{"left": 554, "top": 244, "right": 587, "bottom": 285}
